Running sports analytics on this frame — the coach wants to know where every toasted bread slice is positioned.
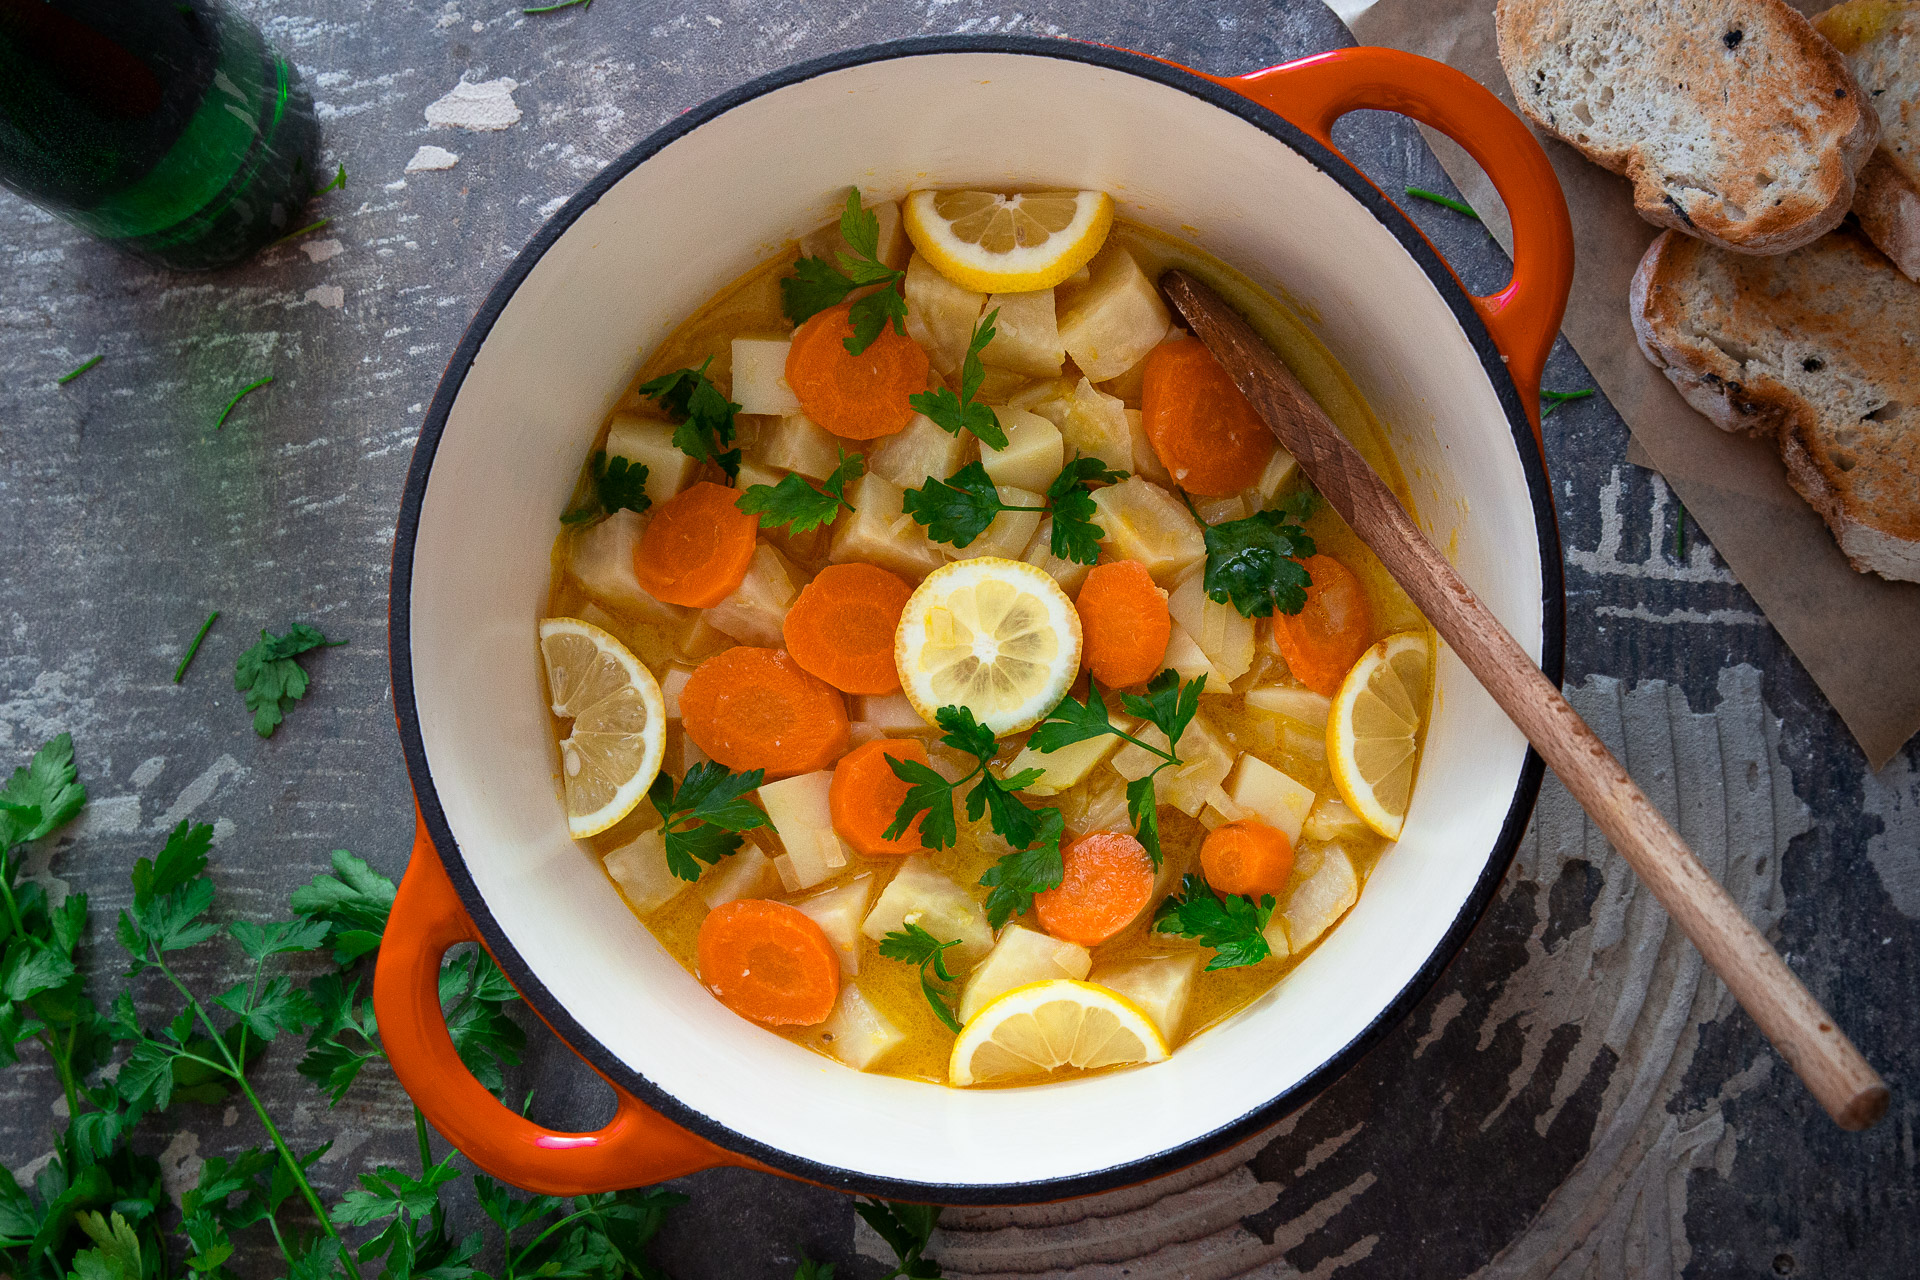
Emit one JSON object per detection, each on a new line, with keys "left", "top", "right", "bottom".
{"left": 1496, "top": 0, "right": 1879, "bottom": 253}
{"left": 1816, "top": 1, "right": 1920, "bottom": 280}
{"left": 1632, "top": 228, "right": 1920, "bottom": 582}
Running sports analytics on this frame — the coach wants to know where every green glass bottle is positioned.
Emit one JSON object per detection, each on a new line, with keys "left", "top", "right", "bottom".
{"left": 0, "top": 0, "right": 323, "bottom": 270}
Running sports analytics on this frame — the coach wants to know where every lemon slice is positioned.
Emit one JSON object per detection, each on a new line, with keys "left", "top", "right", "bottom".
{"left": 895, "top": 557, "right": 1081, "bottom": 735}
{"left": 538, "top": 617, "right": 667, "bottom": 838}
{"left": 1326, "top": 631, "right": 1431, "bottom": 840}
{"left": 949, "top": 979, "right": 1169, "bottom": 1086}
{"left": 903, "top": 189, "right": 1114, "bottom": 293}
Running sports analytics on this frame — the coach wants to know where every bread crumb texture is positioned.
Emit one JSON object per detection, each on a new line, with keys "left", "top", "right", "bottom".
{"left": 1815, "top": 1, "right": 1920, "bottom": 279}
{"left": 1496, "top": 0, "right": 1879, "bottom": 252}
{"left": 1632, "top": 227, "right": 1920, "bottom": 582}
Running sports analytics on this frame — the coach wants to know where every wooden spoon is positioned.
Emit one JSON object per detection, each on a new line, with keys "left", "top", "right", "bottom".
{"left": 1162, "top": 269, "right": 1888, "bottom": 1131}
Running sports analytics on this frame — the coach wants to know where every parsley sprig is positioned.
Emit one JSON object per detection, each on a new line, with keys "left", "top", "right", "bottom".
{"left": 781, "top": 187, "right": 909, "bottom": 356}
{"left": 1202, "top": 509, "right": 1316, "bottom": 618}
{"left": 854, "top": 1198, "right": 942, "bottom": 1279}
{"left": 736, "top": 450, "right": 864, "bottom": 535}
{"left": 877, "top": 923, "right": 965, "bottom": 1032}
{"left": 902, "top": 457, "right": 1125, "bottom": 563}
{"left": 638, "top": 356, "right": 743, "bottom": 482}
{"left": 1153, "top": 873, "right": 1275, "bottom": 970}
{"left": 561, "top": 449, "right": 651, "bottom": 525}
{"left": 883, "top": 706, "right": 1065, "bottom": 928}
{"left": 235, "top": 623, "right": 346, "bottom": 738}
{"left": 1029, "top": 670, "right": 1206, "bottom": 865}
{"left": 648, "top": 763, "right": 771, "bottom": 881}
{"left": 907, "top": 309, "right": 1007, "bottom": 449}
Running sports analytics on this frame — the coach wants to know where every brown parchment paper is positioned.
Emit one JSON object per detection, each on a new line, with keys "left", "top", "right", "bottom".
{"left": 1350, "top": 0, "right": 1920, "bottom": 771}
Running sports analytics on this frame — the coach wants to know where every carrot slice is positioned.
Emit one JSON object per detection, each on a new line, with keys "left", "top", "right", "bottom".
{"left": 1075, "top": 560, "right": 1171, "bottom": 688}
{"left": 1140, "top": 338, "right": 1278, "bottom": 496}
{"left": 783, "top": 562, "right": 913, "bottom": 695}
{"left": 680, "top": 647, "right": 850, "bottom": 777}
{"left": 632, "top": 481, "right": 759, "bottom": 608}
{"left": 784, "top": 302, "right": 930, "bottom": 440}
{"left": 1200, "top": 820, "right": 1295, "bottom": 899}
{"left": 696, "top": 898, "right": 840, "bottom": 1026}
{"left": 1033, "top": 831, "right": 1155, "bottom": 946}
{"left": 1269, "top": 554, "right": 1373, "bottom": 697}
{"left": 829, "top": 739, "right": 928, "bottom": 856}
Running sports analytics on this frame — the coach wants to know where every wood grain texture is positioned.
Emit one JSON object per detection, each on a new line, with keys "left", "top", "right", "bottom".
{"left": 1164, "top": 268, "right": 1889, "bottom": 1131}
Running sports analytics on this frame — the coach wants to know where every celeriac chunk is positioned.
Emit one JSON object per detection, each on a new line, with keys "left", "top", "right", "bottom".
{"left": 1054, "top": 378, "right": 1133, "bottom": 472}
{"left": 1246, "top": 684, "right": 1333, "bottom": 729}
{"left": 605, "top": 412, "right": 697, "bottom": 506}
{"left": 1019, "top": 519, "right": 1089, "bottom": 596}
{"left": 1126, "top": 407, "right": 1174, "bottom": 486}
{"left": 1159, "top": 620, "right": 1223, "bottom": 686}
{"left": 1058, "top": 246, "right": 1172, "bottom": 381}
{"left": 861, "top": 856, "right": 993, "bottom": 965}
{"left": 904, "top": 253, "right": 986, "bottom": 377}
{"left": 569, "top": 509, "right": 690, "bottom": 629}
{"left": 790, "top": 875, "right": 874, "bottom": 975}
{"left": 1220, "top": 754, "right": 1316, "bottom": 845}
{"left": 731, "top": 337, "right": 801, "bottom": 416}
{"left": 1110, "top": 713, "right": 1235, "bottom": 816}
{"left": 1245, "top": 449, "right": 1301, "bottom": 509}
{"left": 1089, "top": 954, "right": 1200, "bottom": 1043}
{"left": 796, "top": 983, "right": 905, "bottom": 1070}
{"left": 1001, "top": 715, "right": 1136, "bottom": 796}
{"left": 704, "top": 542, "right": 805, "bottom": 649}
{"left": 852, "top": 694, "right": 935, "bottom": 734}
{"left": 868, "top": 412, "right": 970, "bottom": 489}
{"left": 958, "top": 925, "right": 1092, "bottom": 1023}
{"left": 1280, "top": 842, "right": 1359, "bottom": 952}
{"left": 981, "top": 289, "right": 1064, "bottom": 378}
{"left": 830, "top": 470, "right": 946, "bottom": 581}
{"left": 1301, "top": 795, "right": 1373, "bottom": 843}
{"left": 1088, "top": 476, "right": 1206, "bottom": 585}
{"left": 1167, "top": 568, "right": 1253, "bottom": 685}
{"left": 602, "top": 829, "right": 685, "bottom": 915}
{"left": 760, "top": 771, "right": 851, "bottom": 892}
{"left": 754, "top": 413, "right": 844, "bottom": 479}
{"left": 701, "top": 845, "right": 779, "bottom": 909}
{"left": 979, "top": 408, "right": 1063, "bottom": 492}
{"left": 946, "top": 485, "right": 1043, "bottom": 562}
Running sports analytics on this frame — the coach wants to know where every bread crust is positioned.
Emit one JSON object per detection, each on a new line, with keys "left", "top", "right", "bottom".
{"left": 1632, "top": 228, "right": 1920, "bottom": 582}
{"left": 1498, "top": 0, "right": 1879, "bottom": 253}
{"left": 1816, "top": 1, "right": 1920, "bottom": 279}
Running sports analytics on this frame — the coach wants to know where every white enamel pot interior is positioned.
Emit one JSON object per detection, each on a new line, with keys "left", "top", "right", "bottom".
{"left": 391, "top": 36, "right": 1563, "bottom": 1202}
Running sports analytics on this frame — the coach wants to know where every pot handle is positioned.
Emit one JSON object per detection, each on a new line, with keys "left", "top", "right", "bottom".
{"left": 1218, "top": 47, "right": 1573, "bottom": 440}
{"left": 372, "top": 814, "right": 747, "bottom": 1194}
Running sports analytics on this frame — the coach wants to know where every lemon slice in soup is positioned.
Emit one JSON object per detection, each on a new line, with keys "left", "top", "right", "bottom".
{"left": 903, "top": 189, "right": 1113, "bottom": 292}
{"left": 538, "top": 617, "right": 667, "bottom": 838}
{"left": 949, "top": 979, "right": 1168, "bottom": 1086}
{"left": 1326, "top": 631, "right": 1431, "bottom": 841}
{"left": 895, "top": 558, "right": 1081, "bottom": 735}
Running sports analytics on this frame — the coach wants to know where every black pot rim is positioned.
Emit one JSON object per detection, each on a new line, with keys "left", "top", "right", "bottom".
{"left": 388, "top": 32, "right": 1566, "bottom": 1206}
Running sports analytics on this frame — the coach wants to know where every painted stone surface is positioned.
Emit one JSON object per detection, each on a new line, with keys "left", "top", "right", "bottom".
{"left": 1, "top": 1, "right": 1913, "bottom": 1277}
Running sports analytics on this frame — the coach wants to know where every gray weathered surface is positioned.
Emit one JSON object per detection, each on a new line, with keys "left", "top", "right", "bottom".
{"left": 2, "top": 1, "right": 1914, "bottom": 1277}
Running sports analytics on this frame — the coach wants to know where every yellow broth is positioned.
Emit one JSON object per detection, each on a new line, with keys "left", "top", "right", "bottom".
{"left": 544, "top": 210, "right": 1433, "bottom": 1086}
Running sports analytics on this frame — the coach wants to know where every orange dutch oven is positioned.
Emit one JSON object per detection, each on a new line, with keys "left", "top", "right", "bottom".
{"left": 375, "top": 35, "right": 1571, "bottom": 1203}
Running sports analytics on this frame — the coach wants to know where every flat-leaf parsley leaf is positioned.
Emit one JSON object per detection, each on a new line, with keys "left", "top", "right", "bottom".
{"left": 560, "top": 449, "right": 651, "bottom": 524}
{"left": 1152, "top": 873, "right": 1275, "bottom": 970}
{"left": 1030, "top": 670, "right": 1204, "bottom": 865}
{"left": 648, "top": 763, "right": 770, "bottom": 881}
{"left": 1202, "top": 509, "right": 1315, "bottom": 618}
{"left": 780, "top": 188, "right": 909, "bottom": 356}
{"left": 736, "top": 450, "right": 863, "bottom": 535}
{"left": 234, "top": 624, "right": 346, "bottom": 738}
{"left": 877, "top": 923, "right": 964, "bottom": 1032}
{"left": 1043, "top": 457, "right": 1127, "bottom": 564}
{"left": 638, "top": 356, "right": 742, "bottom": 483}
{"left": 907, "top": 309, "right": 1007, "bottom": 449}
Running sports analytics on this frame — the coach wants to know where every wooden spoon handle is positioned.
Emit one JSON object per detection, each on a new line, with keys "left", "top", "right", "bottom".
{"left": 1163, "top": 269, "right": 1889, "bottom": 1131}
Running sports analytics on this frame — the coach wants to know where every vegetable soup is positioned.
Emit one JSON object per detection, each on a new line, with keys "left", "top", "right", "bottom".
{"left": 539, "top": 188, "right": 1433, "bottom": 1087}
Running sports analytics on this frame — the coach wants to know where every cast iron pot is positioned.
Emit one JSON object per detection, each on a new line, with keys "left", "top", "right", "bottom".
{"left": 374, "top": 35, "right": 1571, "bottom": 1205}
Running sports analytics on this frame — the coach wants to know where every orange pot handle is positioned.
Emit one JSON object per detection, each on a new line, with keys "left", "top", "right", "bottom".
{"left": 1212, "top": 47, "right": 1573, "bottom": 444}
{"left": 372, "top": 814, "right": 749, "bottom": 1194}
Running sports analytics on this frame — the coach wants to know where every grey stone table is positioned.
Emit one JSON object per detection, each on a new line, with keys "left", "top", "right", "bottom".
{"left": 3, "top": 2, "right": 1915, "bottom": 1277}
